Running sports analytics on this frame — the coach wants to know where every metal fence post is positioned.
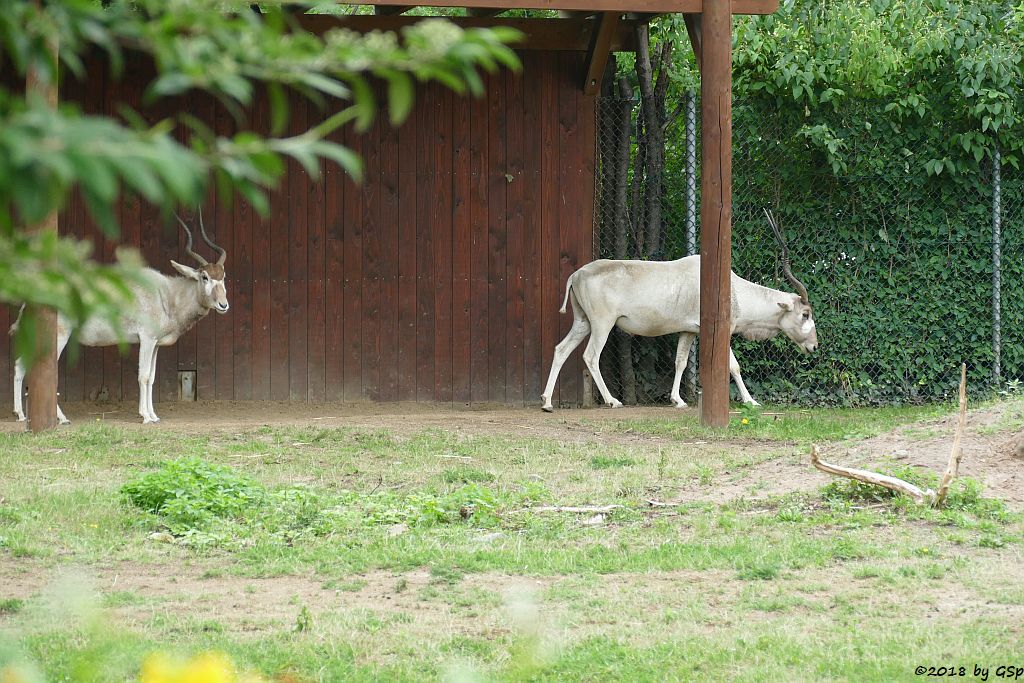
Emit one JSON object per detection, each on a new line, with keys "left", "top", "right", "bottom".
{"left": 993, "top": 143, "right": 1002, "bottom": 385}
{"left": 683, "top": 89, "right": 699, "bottom": 403}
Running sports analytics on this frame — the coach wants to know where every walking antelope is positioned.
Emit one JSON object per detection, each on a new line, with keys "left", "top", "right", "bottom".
{"left": 541, "top": 210, "right": 818, "bottom": 412}
{"left": 12, "top": 211, "right": 229, "bottom": 424}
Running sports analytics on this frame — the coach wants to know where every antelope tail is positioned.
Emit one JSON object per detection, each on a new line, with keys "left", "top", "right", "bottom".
{"left": 559, "top": 274, "right": 574, "bottom": 314}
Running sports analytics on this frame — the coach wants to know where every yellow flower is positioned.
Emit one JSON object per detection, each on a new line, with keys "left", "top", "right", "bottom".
{"left": 741, "top": 418, "right": 749, "bottom": 425}
{"left": 139, "top": 651, "right": 268, "bottom": 683}
{"left": 182, "top": 652, "right": 234, "bottom": 683}
{"left": 140, "top": 653, "right": 179, "bottom": 683}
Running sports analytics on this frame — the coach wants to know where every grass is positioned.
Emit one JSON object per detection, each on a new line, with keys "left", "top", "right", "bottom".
{"left": 594, "top": 403, "right": 953, "bottom": 444}
{"left": 1, "top": 401, "right": 1023, "bottom": 681}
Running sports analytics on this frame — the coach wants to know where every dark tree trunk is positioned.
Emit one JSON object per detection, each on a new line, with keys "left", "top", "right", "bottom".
{"left": 614, "top": 75, "right": 637, "bottom": 405}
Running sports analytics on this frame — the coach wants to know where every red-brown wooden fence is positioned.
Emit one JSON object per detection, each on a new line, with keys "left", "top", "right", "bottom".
{"left": 1, "top": 49, "right": 595, "bottom": 409}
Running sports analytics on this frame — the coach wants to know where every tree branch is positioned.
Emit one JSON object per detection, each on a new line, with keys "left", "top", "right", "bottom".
{"left": 935, "top": 363, "right": 968, "bottom": 506}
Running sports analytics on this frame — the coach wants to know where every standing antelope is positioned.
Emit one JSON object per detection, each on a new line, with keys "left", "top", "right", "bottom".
{"left": 541, "top": 209, "right": 818, "bottom": 412}
{"left": 12, "top": 211, "right": 229, "bottom": 424}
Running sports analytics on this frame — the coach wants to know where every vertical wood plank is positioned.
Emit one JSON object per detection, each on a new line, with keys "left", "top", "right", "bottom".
{"left": 540, "top": 56, "right": 560, "bottom": 407}
{"left": 468, "top": 72, "right": 490, "bottom": 404}
{"left": 288, "top": 91, "right": 309, "bottom": 402}
{"left": 451, "top": 88, "right": 473, "bottom": 404}
{"left": 415, "top": 84, "right": 436, "bottom": 402}
{"left": 118, "top": 64, "right": 144, "bottom": 405}
{"left": 307, "top": 110, "right": 328, "bottom": 403}
{"left": 521, "top": 53, "right": 544, "bottom": 404}
{"left": 379, "top": 97, "right": 401, "bottom": 403}
{"left": 505, "top": 64, "right": 526, "bottom": 404}
{"left": 58, "top": 64, "right": 86, "bottom": 403}
{"left": 396, "top": 103, "right": 418, "bottom": 401}
{"left": 487, "top": 69, "right": 508, "bottom": 404}
{"left": 213, "top": 96, "right": 235, "bottom": 400}
{"left": 324, "top": 107, "right": 346, "bottom": 401}
{"left": 342, "top": 120, "right": 364, "bottom": 401}
{"left": 268, "top": 91, "right": 292, "bottom": 401}
{"left": 361, "top": 97, "right": 382, "bottom": 401}
{"left": 433, "top": 85, "right": 454, "bottom": 402}
{"left": 557, "top": 53, "right": 582, "bottom": 406}
{"left": 231, "top": 96, "right": 254, "bottom": 401}
{"left": 194, "top": 90, "right": 217, "bottom": 401}
{"left": 250, "top": 88, "right": 273, "bottom": 401}
{"left": 100, "top": 70, "right": 124, "bottom": 403}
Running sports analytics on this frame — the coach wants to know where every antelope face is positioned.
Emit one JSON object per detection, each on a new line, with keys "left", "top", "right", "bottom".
{"left": 199, "top": 263, "right": 230, "bottom": 314}
{"left": 777, "top": 296, "right": 818, "bottom": 353}
{"left": 170, "top": 261, "right": 230, "bottom": 314}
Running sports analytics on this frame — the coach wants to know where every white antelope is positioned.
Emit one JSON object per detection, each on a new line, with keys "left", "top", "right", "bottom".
{"left": 12, "top": 212, "right": 229, "bottom": 424}
{"left": 541, "top": 210, "right": 818, "bottom": 412}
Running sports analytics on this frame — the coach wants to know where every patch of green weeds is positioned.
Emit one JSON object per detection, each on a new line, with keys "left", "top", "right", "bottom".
{"left": 441, "top": 467, "right": 496, "bottom": 484}
{"left": 0, "top": 598, "right": 25, "bottom": 615}
{"left": 589, "top": 455, "right": 635, "bottom": 469}
{"left": 120, "top": 458, "right": 527, "bottom": 549}
{"left": 737, "top": 561, "right": 780, "bottom": 581}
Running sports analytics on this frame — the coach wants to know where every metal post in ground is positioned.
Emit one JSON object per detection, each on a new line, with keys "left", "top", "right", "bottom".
{"left": 993, "top": 143, "right": 1002, "bottom": 385}
{"left": 683, "top": 89, "right": 698, "bottom": 404}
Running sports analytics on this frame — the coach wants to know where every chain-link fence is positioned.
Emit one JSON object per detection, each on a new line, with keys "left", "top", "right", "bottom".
{"left": 594, "top": 92, "right": 1024, "bottom": 406}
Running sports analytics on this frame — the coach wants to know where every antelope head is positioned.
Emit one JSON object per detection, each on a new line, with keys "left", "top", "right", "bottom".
{"left": 765, "top": 208, "right": 817, "bottom": 353}
{"left": 172, "top": 210, "right": 230, "bottom": 314}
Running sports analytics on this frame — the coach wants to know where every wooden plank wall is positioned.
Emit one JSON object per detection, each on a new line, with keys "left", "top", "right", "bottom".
{"left": 1, "top": 50, "right": 595, "bottom": 410}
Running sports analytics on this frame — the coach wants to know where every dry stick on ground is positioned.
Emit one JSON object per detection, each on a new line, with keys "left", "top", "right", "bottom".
{"left": 935, "top": 363, "right": 969, "bottom": 506}
{"left": 810, "top": 363, "right": 968, "bottom": 508}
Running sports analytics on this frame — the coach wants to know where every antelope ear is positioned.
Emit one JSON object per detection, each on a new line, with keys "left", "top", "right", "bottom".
{"left": 170, "top": 260, "right": 200, "bottom": 280}
{"left": 777, "top": 301, "right": 793, "bottom": 312}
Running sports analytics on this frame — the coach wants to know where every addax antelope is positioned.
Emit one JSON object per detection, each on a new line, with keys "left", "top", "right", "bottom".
{"left": 12, "top": 211, "right": 229, "bottom": 424}
{"left": 541, "top": 209, "right": 818, "bottom": 412}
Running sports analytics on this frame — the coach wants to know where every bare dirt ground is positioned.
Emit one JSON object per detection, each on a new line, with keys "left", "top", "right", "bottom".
{"left": 4, "top": 398, "right": 1024, "bottom": 505}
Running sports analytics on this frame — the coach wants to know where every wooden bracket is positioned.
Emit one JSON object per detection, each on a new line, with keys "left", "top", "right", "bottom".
{"left": 582, "top": 12, "right": 620, "bottom": 95}
{"left": 683, "top": 13, "right": 702, "bottom": 73}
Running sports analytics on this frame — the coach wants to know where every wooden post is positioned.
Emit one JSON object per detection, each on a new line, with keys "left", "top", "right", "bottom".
{"left": 698, "top": 0, "right": 732, "bottom": 428}
{"left": 25, "top": 22, "right": 60, "bottom": 432}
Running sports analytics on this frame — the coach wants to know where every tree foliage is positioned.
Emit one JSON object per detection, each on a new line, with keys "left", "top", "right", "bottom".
{"left": 0, "top": 0, "right": 519, "bottom": 361}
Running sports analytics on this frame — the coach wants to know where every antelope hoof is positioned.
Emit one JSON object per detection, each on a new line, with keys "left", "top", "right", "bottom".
{"left": 58, "top": 417, "right": 70, "bottom": 426}
{"left": 745, "top": 399, "right": 761, "bottom": 407}
{"left": 608, "top": 399, "right": 623, "bottom": 409}
{"left": 15, "top": 415, "right": 26, "bottom": 423}
{"left": 672, "top": 399, "right": 687, "bottom": 408}
{"left": 541, "top": 405, "right": 554, "bottom": 413}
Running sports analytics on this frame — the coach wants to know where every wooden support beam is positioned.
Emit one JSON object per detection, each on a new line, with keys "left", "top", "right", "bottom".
{"left": 297, "top": 15, "right": 639, "bottom": 52}
{"left": 328, "top": 0, "right": 778, "bottom": 16}
{"left": 25, "top": 12, "right": 59, "bottom": 433}
{"left": 698, "top": 0, "right": 732, "bottom": 428}
{"left": 375, "top": 5, "right": 413, "bottom": 14}
{"left": 683, "top": 13, "right": 702, "bottom": 71}
{"left": 467, "top": 7, "right": 505, "bottom": 15}
{"left": 582, "top": 12, "right": 620, "bottom": 94}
